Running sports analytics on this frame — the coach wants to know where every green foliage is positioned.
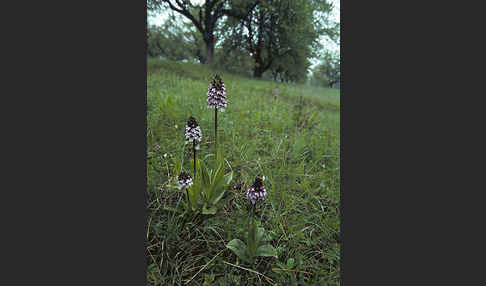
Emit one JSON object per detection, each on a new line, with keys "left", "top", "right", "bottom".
{"left": 311, "top": 51, "right": 340, "bottom": 88}
{"left": 150, "top": 0, "right": 262, "bottom": 65}
{"left": 227, "top": 218, "right": 277, "bottom": 264}
{"left": 216, "top": 0, "right": 335, "bottom": 81}
{"left": 150, "top": 0, "right": 338, "bottom": 81}
{"left": 147, "top": 59, "right": 340, "bottom": 285}
{"left": 183, "top": 154, "right": 234, "bottom": 216}
{"left": 147, "top": 14, "right": 204, "bottom": 62}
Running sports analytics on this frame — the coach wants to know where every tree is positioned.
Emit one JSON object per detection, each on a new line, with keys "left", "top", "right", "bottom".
{"left": 148, "top": 0, "right": 259, "bottom": 66}
{"left": 147, "top": 14, "right": 204, "bottom": 62}
{"left": 270, "top": 47, "right": 312, "bottom": 83}
{"left": 215, "top": 11, "right": 254, "bottom": 75}
{"left": 220, "top": 0, "right": 333, "bottom": 79}
{"left": 311, "top": 51, "right": 340, "bottom": 87}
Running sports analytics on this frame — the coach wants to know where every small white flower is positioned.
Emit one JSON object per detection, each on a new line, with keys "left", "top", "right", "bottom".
{"left": 207, "top": 74, "right": 227, "bottom": 110}
{"left": 178, "top": 172, "right": 193, "bottom": 190}
{"left": 185, "top": 116, "right": 202, "bottom": 144}
{"left": 247, "top": 177, "right": 266, "bottom": 205}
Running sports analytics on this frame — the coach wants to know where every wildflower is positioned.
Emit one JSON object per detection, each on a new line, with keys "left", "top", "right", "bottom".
{"left": 178, "top": 172, "right": 193, "bottom": 190}
{"left": 206, "top": 74, "right": 227, "bottom": 112}
{"left": 185, "top": 116, "right": 202, "bottom": 174}
{"left": 185, "top": 116, "right": 202, "bottom": 145}
{"left": 247, "top": 177, "right": 267, "bottom": 205}
{"left": 153, "top": 144, "right": 161, "bottom": 152}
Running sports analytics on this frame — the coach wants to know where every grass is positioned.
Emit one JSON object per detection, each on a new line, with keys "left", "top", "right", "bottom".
{"left": 146, "top": 58, "right": 340, "bottom": 285}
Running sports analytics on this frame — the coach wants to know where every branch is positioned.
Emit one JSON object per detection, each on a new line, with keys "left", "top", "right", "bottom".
{"left": 207, "top": 0, "right": 224, "bottom": 30}
{"left": 222, "top": 0, "right": 260, "bottom": 20}
{"left": 163, "top": 0, "right": 204, "bottom": 33}
{"left": 245, "top": 15, "right": 255, "bottom": 53}
{"left": 213, "top": 1, "right": 225, "bottom": 24}
{"left": 278, "top": 48, "right": 292, "bottom": 58}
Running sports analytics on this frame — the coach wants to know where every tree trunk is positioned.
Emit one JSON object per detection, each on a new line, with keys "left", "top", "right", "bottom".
{"left": 252, "top": 55, "right": 265, "bottom": 78}
{"left": 205, "top": 39, "right": 214, "bottom": 66}
{"left": 253, "top": 66, "right": 264, "bottom": 78}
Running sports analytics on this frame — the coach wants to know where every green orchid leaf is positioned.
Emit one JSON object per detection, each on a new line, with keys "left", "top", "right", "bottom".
{"left": 172, "top": 157, "right": 182, "bottom": 176}
{"left": 216, "top": 192, "right": 233, "bottom": 208}
{"left": 208, "top": 161, "right": 226, "bottom": 204}
{"left": 224, "top": 171, "right": 233, "bottom": 185}
{"left": 209, "top": 177, "right": 227, "bottom": 205}
{"left": 211, "top": 161, "right": 225, "bottom": 186}
{"left": 257, "top": 227, "right": 266, "bottom": 245}
{"left": 198, "top": 159, "right": 210, "bottom": 187}
{"left": 187, "top": 182, "right": 200, "bottom": 210}
{"left": 226, "top": 239, "right": 250, "bottom": 263}
{"left": 248, "top": 218, "right": 258, "bottom": 257}
{"left": 255, "top": 244, "right": 277, "bottom": 258}
{"left": 210, "top": 188, "right": 226, "bottom": 205}
{"left": 216, "top": 148, "right": 224, "bottom": 169}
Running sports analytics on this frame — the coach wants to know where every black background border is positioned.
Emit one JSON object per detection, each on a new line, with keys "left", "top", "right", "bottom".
{"left": 4, "top": 1, "right": 147, "bottom": 284}
{"left": 3, "top": 0, "right": 481, "bottom": 284}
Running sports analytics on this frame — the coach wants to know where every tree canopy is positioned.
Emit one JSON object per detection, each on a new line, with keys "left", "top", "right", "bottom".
{"left": 148, "top": 0, "right": 260, "bottom": 65}
{"left": 310, "top": 50, "right": 340, "bottom": 87}
{"left": 148, "top": 0, "right": 340, "bottom": 83}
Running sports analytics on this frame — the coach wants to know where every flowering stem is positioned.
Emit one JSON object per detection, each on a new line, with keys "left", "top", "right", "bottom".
{"left": 215, "top": 108, "right": 218, "bottom": 153}
{"left": 248, "top": 203, "right": 255, "bottom": 229}
{"left": 247, "top": 203, "right": 252, "bottom": 232}
{"left": 193, "top": 140, "right": 196, "bottom": 175}
{"left": 185, "top": 188, "right": 191, "bottom": 210}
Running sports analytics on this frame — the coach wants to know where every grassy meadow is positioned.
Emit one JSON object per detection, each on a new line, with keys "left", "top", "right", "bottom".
{"left": 146, "top": 58, "right": 340, "bottom": 285}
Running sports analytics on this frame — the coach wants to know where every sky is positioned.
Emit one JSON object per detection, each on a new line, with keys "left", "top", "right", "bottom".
{"left": 148, "top": 0, "right": 340, "bottom": 68}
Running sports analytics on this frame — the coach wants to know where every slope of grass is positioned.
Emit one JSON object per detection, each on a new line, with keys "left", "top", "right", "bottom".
{"left": 146, "top": 58, "right": 340, "bottom": 285}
